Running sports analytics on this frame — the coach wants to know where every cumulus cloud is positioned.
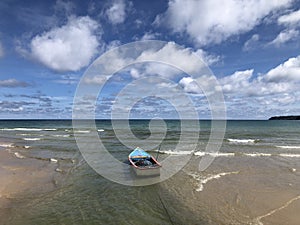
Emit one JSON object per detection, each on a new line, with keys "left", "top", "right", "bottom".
{"left": 158, "top": 0, "right": 292, "bottom": 46}
{"left": 85, "top": 41, "right": 212, "bottom": 86}
{"left": 0, "top": 79, "right": 30, "bottom": 88}
{"left": 264, "top": 55, "right": 300, "bottom": 82}
{"left": 106, "top": 0, "right": 127, "bottom": 24}
{"left": 30, "top": 16, "right": 100, "bottom": 72}
{"left": 136, "top": 42, "right": 206, "bottom": 76}
{"left": 216, "top": 57, "right": 300, "bottom": 118}
{"left": 278, "top": 9, "right": 300, "bottom": 26}
{"left": 218, "top": 55, "right": 300, "bottom": 100}
{"left": 179, "top": 77, "right": 201, "bottom": 93}
{"left": 269, "top": 29, "right": 299, "bottom": 46}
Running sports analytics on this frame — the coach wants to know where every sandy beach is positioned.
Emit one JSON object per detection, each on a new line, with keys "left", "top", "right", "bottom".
{"left": 0, "top": 142, "right": 64, "bottom": 224}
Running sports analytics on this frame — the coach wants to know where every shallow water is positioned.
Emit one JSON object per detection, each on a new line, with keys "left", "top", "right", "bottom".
{"left": 0, "top": 120, "right": 300, "bottom": 224}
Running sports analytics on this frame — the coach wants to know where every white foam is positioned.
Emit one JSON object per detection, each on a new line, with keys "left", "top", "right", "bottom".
{"left": 24, "top": 145, "right": 31, "bottom": 149}
{"left": 276, "top": 145, "right": 300, "bottom": 149}
{"left": 227, "top": 138, "right": 258, "bottom": 144}
{"left": 50, "top": 158, "right": 58, "bottom": 163}
{"left": 157, "top": 150, "right": 194, "bottom": 155}
{"left": 0, "top": 143, "right": 13, "bottom": 148}
{"left": 52, "top": 134, "right": 70, "bottom": 138}
{"left": 1, "top": 128, "right": 56, "bottom": 131}
{"left": 188, "top": 171, "right": 239, "bottom": 192}
{"left": 98, "top": 129, "right": 105, "bottom": 132}
{"left": 244, "top": 153, "right": 272, "bottom": 157}
{"left": 23, "top": 138, "right": 41, "bottom": 141}
{"left": 194, "top": 152, "right": 235, "bottom": 157}
{"left": 279, "top": 153, "right": 300, "bottom": 158}
{"left": 74, "top": 130, "right": 90, "bottom": 134}
{"left": 14, "top": 152, "right": 25, "bottom": 159}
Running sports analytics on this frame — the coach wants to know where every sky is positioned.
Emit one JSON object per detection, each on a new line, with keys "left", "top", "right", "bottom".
{"left": 0, "top": 0, "right": 300, "bottom": 119}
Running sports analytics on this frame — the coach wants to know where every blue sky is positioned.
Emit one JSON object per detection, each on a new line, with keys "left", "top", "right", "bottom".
{"left": 0, "top": 0, "right": 300, "bottom": 119}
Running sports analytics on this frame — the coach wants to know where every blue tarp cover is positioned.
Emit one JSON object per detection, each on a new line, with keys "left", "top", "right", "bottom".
{"left": 129, "top": 147, "right": 151, "bottom": 159}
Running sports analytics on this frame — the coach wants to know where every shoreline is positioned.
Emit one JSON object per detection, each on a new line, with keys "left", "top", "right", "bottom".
{"left": 0, "top": 142, "right": 65, "bottom": 224}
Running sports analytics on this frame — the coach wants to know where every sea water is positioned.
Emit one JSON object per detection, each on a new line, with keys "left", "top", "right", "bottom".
{"left": 0, "top": 119, "right": 299, "bottom": 224}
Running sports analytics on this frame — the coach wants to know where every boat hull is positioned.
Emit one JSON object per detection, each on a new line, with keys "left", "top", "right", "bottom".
{"left": 129, "top": 147, "right": 161, "bottom": 177}
{"left": 131, "top": 166, "right": 161, "bottom": 177}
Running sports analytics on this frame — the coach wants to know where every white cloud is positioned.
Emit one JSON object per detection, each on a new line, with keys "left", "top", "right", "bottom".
{"left": 106, "top": 0, "right": 127, "bottom": 25}
{"left": 269, "top": 29, "right": 299, "bottom": 46}
{"left": 278, "top": 9, "right": 300, "bottom": 26}
{"left": 194, "top": 49, "right": 221, "bottom": 65}
{"left": 179, "top": 77, "right": 201, "bottom": 93}
{"left": 30, "top": 16, "right": 100, "bottom": 72}
{"left": 159, "top": 0, "right": 292, "bottom": 46}
{"left": 130, "top": 68, "right": 140, "bottom": 79}
{"left": 265, "top": 55, "right": 300, "bottom": 82}
{"left": 221, "top": 70, "right": 254, "bottom": 94}
{"left": 140, "top": 32, "right": 160, "bottom": 41}
{"left": 217, "top": 59, "right": 300, "bottom": 118}
{"left": 243, "top": 34, "right": 260, "bottom": 51}
{"left": 136, "top": 42, "right": 205, "bottom": 76}
{"left": 0, "top": 79, "right": 30, "bottom": 88}
{"left": 217, "top": 55, "right": 300, "bottom": 110}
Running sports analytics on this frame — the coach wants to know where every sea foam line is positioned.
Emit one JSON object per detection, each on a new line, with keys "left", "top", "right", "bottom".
{"left": 227, "top": 138, "right": 258, "bottom": 144}
{"left": 14, "top": 152, "right": 26, "bottom": 159}
{"left": 276, "top": 145, "right": 300, "bottom": 149}
{"left": 279, "top": 153, "right": 300, "bottom": 158}
{"left": 74, "top": 130, "right": 91, "bottom": 134}
{"left": 157, "top": 150, "right": 194, "bottom": 155}
{"left": 188, "top": 171, "right": 239, "bottom": 192}
{"left": 244, "top": 153, "right": 272, "bottom": 157}
{"left": 1, "top": 128, "right": 57, "bottom": 131}
{"left": 194, "top": 152, "right": 235, "bottom": 157}
{"left": 254, "top": 195, "right": 300, "bottom": 225}
{"left": 23, "top": 138, "right": 41, "bottom": 141}
{"left": 0, "top": 143, "right": 14, "bottom": 148}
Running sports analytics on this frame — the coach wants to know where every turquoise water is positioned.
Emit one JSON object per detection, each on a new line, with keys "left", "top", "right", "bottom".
{"left": 0, "top": 120, "right": 300, "bottom": 224}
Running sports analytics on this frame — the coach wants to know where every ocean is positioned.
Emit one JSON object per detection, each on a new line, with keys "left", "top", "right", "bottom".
{"left": 0, "top": 120, "right": 299, "bottom": 224}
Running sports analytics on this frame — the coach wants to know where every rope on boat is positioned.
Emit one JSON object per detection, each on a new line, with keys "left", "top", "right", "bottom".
{"left": 158, "top": 193, "right": 175, "bottom": 225}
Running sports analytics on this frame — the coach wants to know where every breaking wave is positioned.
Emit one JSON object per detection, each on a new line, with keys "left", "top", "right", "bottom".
{"left": 188, "top": 171, "right": 239, "bottom": 192}
{"left": 227, "top": 138, "right": 259, "bottom": 144}
{"left": 23, "top": 138, "right": 41, "bottom": 141}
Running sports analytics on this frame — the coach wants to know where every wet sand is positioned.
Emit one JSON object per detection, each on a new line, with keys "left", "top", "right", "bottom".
{"left": 0, "top": 143, "right": 63, "bottom": 224}
{"left": 159, "top": 156, "right": 300, "bottom": 225}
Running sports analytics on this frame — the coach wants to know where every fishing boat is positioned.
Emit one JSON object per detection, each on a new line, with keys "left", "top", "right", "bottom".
{"left": 128, "top": 147, "right": 161, "bottom": 176}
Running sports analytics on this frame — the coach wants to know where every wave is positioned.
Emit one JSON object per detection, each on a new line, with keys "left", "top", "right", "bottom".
{"left": 227, "top": 138, "right": 259, "bottom": 144}
{"left": 157, "top": 150, "right": 194, "bottom": 155}
{"left": 0, "top": 143, "right": 13, "bottom": 148}
{"left": 188, "top": 171, "right": 239, "bottom": 192}
{"left": 14, "top": 152, "right": 26, "bottom": 159}
{"left": 1, "top": 128, "right": 57, "bottom": 131}
{"left": 276, "top": 145, "right": 300, "bottom": 149}
{"left": 50, "top": 158, "right": 58, "bottom": 163}
{"left": 23, "top": 138, "right": 41, "bottom": 141}
{"left": 52, "top": 134, "right": 70, "bottom": 138}
{"left": 194, "top": 152, "right": 235, "bottom": 157}
{"left": 74, "top": 130, "right": 91, "bottom": 134}
{"left": 98, "top": 129, "right": 105, "bottom": 132}
{"left": 24, "top": 145, "right": 31, "bottom": 149}
{"left": 244, "top": 153, "right": 272, "bottom": 157}
{"left": 279, "top": 153, "right": 300, "bottom": 158}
